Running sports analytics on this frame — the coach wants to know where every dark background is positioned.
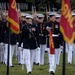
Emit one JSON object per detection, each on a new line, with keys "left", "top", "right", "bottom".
{"left": 0, "top": 0, "right": 74, "bottom": 12}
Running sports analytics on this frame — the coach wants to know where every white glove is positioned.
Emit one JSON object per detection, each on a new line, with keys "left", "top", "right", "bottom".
{"left": 60, "top": 46, "right": 63, "bottom": 50}
{"left": 19, "top": 47, "right": 23, "bottom": 51}
{"left": 46, "top": 26, "right": 51, "bottom": 32}
{"left": 37, "top": 47, "right": 40, "bottom": 50}
{"left": 0, "top": 42, "right": 4, "bottom": 46}
{"left": 21, "top": 43, "right": 23, "bottom": 47}
{"left": 16, "top": 42, "right": 19, "bottom": 45}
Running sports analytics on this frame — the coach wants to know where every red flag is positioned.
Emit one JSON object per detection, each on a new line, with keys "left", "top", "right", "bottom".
{"left": 60, "top": 0, "right": 75, "bottom": 44}
{"left": 7, "top": 0, "right": 20, "bottom": 34}
{"left": 49, "top": 29, "right": 55, "bottom": 54}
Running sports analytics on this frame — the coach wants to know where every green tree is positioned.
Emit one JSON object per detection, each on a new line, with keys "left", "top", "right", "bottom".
{"left": 71, "top": 0, "right": 75, "bottom": 10}
{"left": 56, "top": 0, "right": 75, "bottom": 10}
{"left": 25, "top": 0, "right": 75, "bottom": 11}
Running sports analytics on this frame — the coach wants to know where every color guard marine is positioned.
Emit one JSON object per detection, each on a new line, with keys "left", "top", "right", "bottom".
{"left": 73, "top": 13, "right": 75, "bottom": 64}
{"left": 36, "top": 13, "right": 46, "bottom": 65}
{"left": 2, "top": 13, "right": 17, "bottom": 67}
{"left": 16, "top": 12, "right": 27, "bottom": 65}
{"left": 0, "top": 15, "right": 3, "bottom": 44}
{"left": 68, "top": 12, "right": 75, "bottom": 64}
{"left": 55, "top": 14, "right": 63, "bottom": 65}
{"left": 45, "top": 12, "right": 60, "bottom": 74}
{"left": 18, "top": 14, "right": 40, "bottom": 74}
{"left": 0, "top": 15, "right": 4, "bottom": 63}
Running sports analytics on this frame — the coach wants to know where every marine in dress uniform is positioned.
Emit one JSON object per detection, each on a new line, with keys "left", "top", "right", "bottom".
{"left": 45, "top": 12, "right": 60, "bottom": 74}
{"left": 72, "top": 12, "right": 75, "bottom": 64}
{"left": 67, "top": 43, "right": 73, "bottom": 64}
{"left": 2, "top": 14, "right": 17, "bottom": 67}
{"left": 55, "top": 14, "right": 62, "bottom": 65}
{"left": 17, "top": 12, "right": 28, "bottom": 65}
{"left": 0, "top": 15, "right": 4, "bottom": 63}
{"left": 37, "top": 14, "right": 46, "bottom": 65}
{"left": 66, "top": 12, "right": 75, "bottom": 64}
{"left": 19, "top": 14, "right": 40, "bottom": 74}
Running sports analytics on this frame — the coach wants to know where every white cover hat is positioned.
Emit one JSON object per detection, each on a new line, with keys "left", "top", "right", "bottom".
{"left": 21, "top": 12, "right": 30, "bottom": 17}
{"left": 26, "top": 15, "right": 33, "bottom": 19}
{"left": 72, "top": 12, "right": 75, "bottom": 16}
{"left": 55, "top": 14, "right": 60, "bottom": 18}
{"left": 37, "top": 14, "right": 44, "bottom": 18}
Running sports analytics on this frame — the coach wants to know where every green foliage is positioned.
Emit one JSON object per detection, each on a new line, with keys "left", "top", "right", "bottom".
{"left": 56, "top": 0, "right": 75, "bottom": 10}
{"left": 56, "top": 0, "right": 61, "bottom": 3}
{"left": 70, "top": 0, "right": 75, "bottom": 10}
{"left": 23, "top": 0, "right": 75, "bottom": 11}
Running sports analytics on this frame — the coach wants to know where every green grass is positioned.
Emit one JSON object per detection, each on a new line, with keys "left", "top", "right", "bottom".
{"left": 0, "top": 52, "right": 75, "bottom": 75}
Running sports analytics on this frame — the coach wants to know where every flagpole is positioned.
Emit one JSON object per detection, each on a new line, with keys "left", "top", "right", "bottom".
{"left": 7, "top": 22, "right": 10, "bottom": 75}
{"left": 46, "top": 1, "right": 49, "bottom": 22}
{"left": 62, "top": 41, "right": 66, "bottom": 75}
{"left": 6, "top": 0, "right": 20, "bottom": 74}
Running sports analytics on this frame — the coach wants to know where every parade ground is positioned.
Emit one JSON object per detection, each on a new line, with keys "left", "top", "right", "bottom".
{"left": 0, "top": 52, "right": 75, "bottom": 75}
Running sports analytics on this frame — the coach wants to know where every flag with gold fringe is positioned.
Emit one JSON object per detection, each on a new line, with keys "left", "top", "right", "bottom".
{"left": 49, "top": 29, "right": 55, "bottom": 54}
{"left": 60, "top": 0, "right": 75, "bottom": 44}
{"left": 7, "top": 0, "right": 20, "bottom": 34}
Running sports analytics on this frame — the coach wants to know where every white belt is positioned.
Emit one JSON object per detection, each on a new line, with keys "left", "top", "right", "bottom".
{"left": 52, "top": 34, "right": 59, "bottom": 37}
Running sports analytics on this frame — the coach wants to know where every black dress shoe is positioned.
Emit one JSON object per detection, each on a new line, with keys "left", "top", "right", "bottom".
{"left": 1, "top": 62, "right": 3, "bottom": 64}
{"left": 28, "top": 71, "right": 31, "bottom": 74}
{"left": 45, "top": 51, "right": 48, "bottom": 53}
{"left": 68, "top": 62, "right": 71, "bottom": 64}
{"left": 18, "top": 63, "right": 21, "bottom": 65}
{"left": 33, "top": 62, "right": 36, "bottom": 65}
{"left": 36, "top": 63, "right": 40, "bottom": 65}
{"left": 50, "top": 71, "right": 55, "bottom": 74}
{"left": 10, "top": 65, "right": 14, "bottom": 67}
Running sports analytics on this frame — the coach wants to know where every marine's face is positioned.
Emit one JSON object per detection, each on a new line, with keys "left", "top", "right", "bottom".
{"left": 73, "top": 16, "right": 75, "bottom": 21}
{"left": 38, "top": 17, "right": 44, "bottom": 23}
{"left": 51, "top": 15, "right": 56, "bottom": 21}
{"left": 0, "top": 16, "right": 2, "bottom": 21}
{"left": 56, "top": 17, "right": 60, "bottom": 22}
{"left": 26, "top": 18, "right": 32, "bottom": 24}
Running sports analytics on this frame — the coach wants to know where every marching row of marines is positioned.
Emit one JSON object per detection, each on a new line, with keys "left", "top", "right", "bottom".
{"left": 0, "top": 11, "right": 75, "bottom": 74}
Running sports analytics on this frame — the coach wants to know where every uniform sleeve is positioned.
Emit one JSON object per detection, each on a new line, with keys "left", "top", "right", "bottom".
{"left": 36, "top": 25, "right": 40, "bottom": 47}
{"left": 18, "top": 25, "right": 30, "bottom": 47}
{"left": 2, "top": 21, "right": 8, "bottom": 43}
{"left": 0, "top": 22, "right": 4, "bottom": 42}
